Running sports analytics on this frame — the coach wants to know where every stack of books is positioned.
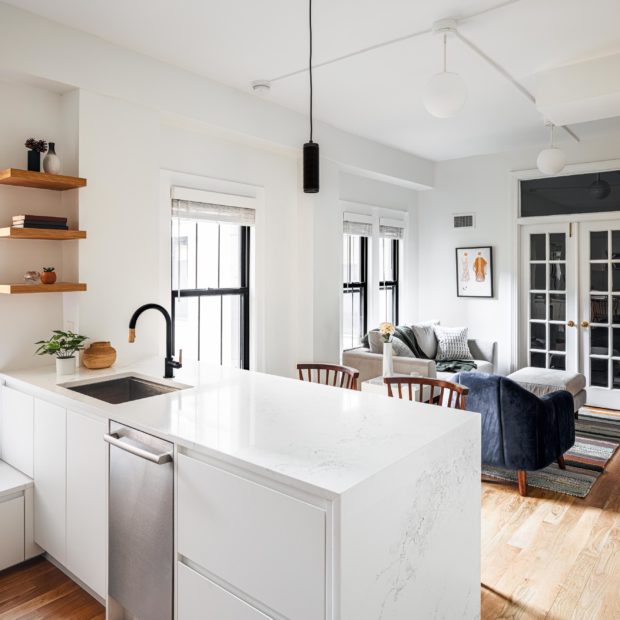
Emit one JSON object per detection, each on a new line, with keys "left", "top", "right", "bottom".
{"left": 12, "top": 215, "right": 69, "bottom": 230}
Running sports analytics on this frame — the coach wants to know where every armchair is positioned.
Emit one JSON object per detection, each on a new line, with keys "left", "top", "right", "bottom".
{"left": 452, "top": 372, "right": 575, "bottom": 496}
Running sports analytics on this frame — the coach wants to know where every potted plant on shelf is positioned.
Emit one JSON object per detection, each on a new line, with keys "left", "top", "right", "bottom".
{"left": 24, "top": 138, "right": 48, "bottom": 172}
{"left": 35, "top": 330, "right": 88, "bottom": 375}
{"left": 40, "top": 267, "right": 57, "bottom": 285}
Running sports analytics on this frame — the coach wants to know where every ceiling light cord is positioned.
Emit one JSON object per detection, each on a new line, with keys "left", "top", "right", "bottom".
{"left": 550, "top": 124, "right": 554, "bottom": 147}
{"left": 443, "top": 33, "right": 447, "bottom": 73}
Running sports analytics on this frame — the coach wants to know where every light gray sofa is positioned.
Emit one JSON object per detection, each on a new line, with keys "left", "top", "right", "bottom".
{"left": 343, "top": 338, "right": 497, "bottom": 385}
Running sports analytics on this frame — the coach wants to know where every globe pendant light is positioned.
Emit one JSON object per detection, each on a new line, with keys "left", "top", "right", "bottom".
{"left": 537, "top": 123, "right": 566, "bottom": 176}
{"left": 424, "top": 30, "right": 467, "bottom": 118}
{"left": 303, "top": 0, "right": 319, "bottom": 193}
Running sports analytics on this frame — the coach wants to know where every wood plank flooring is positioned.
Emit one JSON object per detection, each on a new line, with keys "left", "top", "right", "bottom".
{"left": 0, "top": 557, "right": 104, "bottom": 619}
{"left": 481, "top": 447, "right": 620, "bottom": 619}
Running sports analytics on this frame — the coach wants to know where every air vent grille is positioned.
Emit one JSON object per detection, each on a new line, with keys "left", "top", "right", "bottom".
{"left": 453, "top": 213, "right": 475, "bottom": 229}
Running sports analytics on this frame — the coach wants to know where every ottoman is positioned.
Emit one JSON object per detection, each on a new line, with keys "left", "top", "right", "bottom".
{"left": 507, "top": 367, "right": 586, "bottom": 413}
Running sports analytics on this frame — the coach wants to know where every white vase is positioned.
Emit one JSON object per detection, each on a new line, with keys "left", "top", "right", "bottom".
{"left": 56, "top": 357, "right": 76, "bottom": 376}
{"left": 382, "top": 341, "right": 394, "bottom": 377}
{"left": 42, "top": 142, "right": 61, "bottom": 174}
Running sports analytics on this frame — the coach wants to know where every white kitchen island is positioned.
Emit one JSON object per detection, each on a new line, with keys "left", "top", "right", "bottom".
{"left": 0, "top": 360, "right": 481, "bottom": 620}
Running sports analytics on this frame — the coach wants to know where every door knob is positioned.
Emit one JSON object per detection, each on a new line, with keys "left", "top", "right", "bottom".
{"left": 581, "top": 320, "right": 590, "bottom": 328}
{"left": 567, "top": 320, "right": 575, "bottom": 327}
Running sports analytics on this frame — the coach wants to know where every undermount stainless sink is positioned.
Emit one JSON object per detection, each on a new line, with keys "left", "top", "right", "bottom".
{"left": 64, "top": 375, "right": 184, "bottom": 404}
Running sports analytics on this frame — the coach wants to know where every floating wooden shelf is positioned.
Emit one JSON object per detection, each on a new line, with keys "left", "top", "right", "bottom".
{"left": 0, "top": 227, "right": 87, "bottom": 240}
{"left": 0, "top": 169, "right": 87, "bottom": 191}
{"left": 0, "top": 282, "right": 87, "bottom": 295}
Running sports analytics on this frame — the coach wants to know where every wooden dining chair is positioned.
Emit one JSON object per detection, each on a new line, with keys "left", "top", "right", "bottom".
{"left": 384, "top": 376, "right": 469, "bottom": 410}
{"left": 297, "top": 363, "right": 360, "bottom": 390}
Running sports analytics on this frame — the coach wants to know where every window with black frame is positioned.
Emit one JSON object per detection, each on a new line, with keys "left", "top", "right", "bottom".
{"left": 342, "top": 230, "right": 368, "bottom": 350}
{"left": 171, "top": 199, "right": 252, "bottom": 369}
{"left": 379, "top": 237, "right": 400, "bottom": 325}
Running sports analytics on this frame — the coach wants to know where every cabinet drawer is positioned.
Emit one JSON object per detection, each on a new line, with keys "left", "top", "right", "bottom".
{"left": 1, "top": 386, "right": 34, "bottom": 477}
{"left": 34, "top": 399, "right": 66, "bottom": 564}
{"left": 178, "top": 455, "right": 325, "bottom": 620}
{"left": 178, "top": 563, "right": 271, "bottom": 620}
{"left": 0, "top": 496, "right": 25, "bottom": 571}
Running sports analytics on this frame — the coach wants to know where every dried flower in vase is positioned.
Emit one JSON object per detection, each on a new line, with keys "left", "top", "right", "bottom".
{"left": 24, "top": 138, "right": 48, "bottom": 153}
{"left": 379, "top": 322, "right": 395, "bottom": 343}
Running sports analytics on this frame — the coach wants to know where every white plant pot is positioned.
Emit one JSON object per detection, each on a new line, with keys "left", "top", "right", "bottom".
{"left": 382, "top": 341, "right": 394, "bottom": 377}
{"left": 56, "top": 357, "right": 76, "bottom": 376}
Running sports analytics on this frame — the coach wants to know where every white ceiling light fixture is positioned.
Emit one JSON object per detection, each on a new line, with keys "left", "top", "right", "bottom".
{"left": 536, "top": 122, "right": 566, "bottom": 176}
{"left": 424, "top": 19, "right": 467, "bottom": 119}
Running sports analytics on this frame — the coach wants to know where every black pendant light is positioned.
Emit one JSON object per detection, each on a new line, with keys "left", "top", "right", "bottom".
{"left": 303, "top": 0, "right": 319, "bottom": 193}
{"left": 589, "top": 172, "right": 611, "bottom": 200}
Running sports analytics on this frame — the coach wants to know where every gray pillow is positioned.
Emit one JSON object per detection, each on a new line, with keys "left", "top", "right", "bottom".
{"left": 434, "top": 326, "right": 473, "bottom": 361}
{"left": 368, "top": 331, "right": 414, "bottom": 357}
{"left": 411, "top": 320, "right": 439, "bottom": 358}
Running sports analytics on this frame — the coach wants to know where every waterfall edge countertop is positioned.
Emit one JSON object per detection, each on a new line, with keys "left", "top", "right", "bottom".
{"left": 0, "top": 359, "right": 479, "bottom": 498}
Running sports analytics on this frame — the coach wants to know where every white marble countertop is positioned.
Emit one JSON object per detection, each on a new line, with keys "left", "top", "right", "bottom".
{"left": 1, "top": 359, "right": 479, "bottom": 497}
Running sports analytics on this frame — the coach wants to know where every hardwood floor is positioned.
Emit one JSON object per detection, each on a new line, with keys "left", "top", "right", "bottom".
{"left": 0, "top": 557, "right": 104, "bottom": 619}
{"left": 481, "top": 449, "right": 620, "bottom": 619}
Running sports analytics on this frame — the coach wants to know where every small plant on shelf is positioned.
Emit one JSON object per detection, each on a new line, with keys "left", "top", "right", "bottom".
{"left": 35, "top": 330, "right": 88, "bottom": 375}
{"left": 40, "top": 267, "right": 57, "bottom": 285}
{"left": 24, "top": 138, "right": 48, "bottom": 172}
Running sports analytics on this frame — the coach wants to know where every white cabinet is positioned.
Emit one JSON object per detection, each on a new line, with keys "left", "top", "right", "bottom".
{"left": 33, "top": 398, "right": 67, "bottom": 564}
{"left": 66, "top": 409, "right": 107, "bottom": 598}
{"left": 1, "top": 386, "right": 34, "bottom": 477}
{"left": 0, "top": 496, "right": 25, "bottom": 571}
{"left": 178, "top": 454, "right": 326, "bottom": 620}
{"left": 178, "top": 563, "right": 271, "bottom": 620}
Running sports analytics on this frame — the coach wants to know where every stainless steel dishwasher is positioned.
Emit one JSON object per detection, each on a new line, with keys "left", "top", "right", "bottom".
{"left": 105, "top": 422, "right": 174, "bottom": 620}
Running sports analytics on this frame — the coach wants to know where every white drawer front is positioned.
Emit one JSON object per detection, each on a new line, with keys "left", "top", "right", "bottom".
{"left": 0, "top": 496, "right": 25, "bottom": 571}
{"left": 1, "top": 386, "right": 34, "bottom": 477}
{"left": 178, "top": 563, "right": 271, "bottom": 620}
{"left": 178, "top": 454, "right": 326, "bottom": 620}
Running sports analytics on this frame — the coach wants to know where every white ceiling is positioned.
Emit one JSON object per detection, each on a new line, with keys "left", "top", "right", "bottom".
{"left": 5, "top": 0, "right": 620, "bottom": 160}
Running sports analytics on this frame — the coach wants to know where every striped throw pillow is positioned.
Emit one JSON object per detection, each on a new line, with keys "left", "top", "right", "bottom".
{"left": 434, "top": 326, "right": 473, "bottom": 361}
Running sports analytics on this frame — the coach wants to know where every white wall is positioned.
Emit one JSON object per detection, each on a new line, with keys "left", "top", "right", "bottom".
{"left": 0, "top": 80, "right": 70, "bottom": 370}
{"left": 417, "top": 135, "right": 620, "bottom": 374}
{"left": 159, "top": 120, "right": 300, "bottom": 377}
{"left": 77, "top": 90, "right": 162, "bottom": 363}
{"left": 0, "top": 2, "right": 431, "bottom": 377}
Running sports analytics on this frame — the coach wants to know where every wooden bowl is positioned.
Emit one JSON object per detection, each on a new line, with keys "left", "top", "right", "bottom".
{"left": 82, "top": 341, "right": 117, "bottom": 369}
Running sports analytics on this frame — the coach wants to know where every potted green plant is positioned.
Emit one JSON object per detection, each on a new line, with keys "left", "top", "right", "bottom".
{"left": 35, "top": 330, "right": 88, "bottom": 375}
{"left": 40, "top": 267, "right": 57, "bottom": 285}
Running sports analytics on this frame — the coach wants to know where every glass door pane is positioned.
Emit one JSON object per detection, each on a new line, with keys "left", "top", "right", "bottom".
{"left": 526, "top": 231, "right": 568, "bottom": 370}
{"left": 582, "top": 225, "right": 620, "bottom": 404}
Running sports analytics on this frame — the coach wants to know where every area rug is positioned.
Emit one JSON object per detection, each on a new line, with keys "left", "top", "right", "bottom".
{"left": 482, "top": 411, "right": 620, "bottom": 498}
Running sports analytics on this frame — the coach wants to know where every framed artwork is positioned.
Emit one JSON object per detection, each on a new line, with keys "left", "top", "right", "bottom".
{"left": 456, "top": 246, "right": 493, "bottom": 298}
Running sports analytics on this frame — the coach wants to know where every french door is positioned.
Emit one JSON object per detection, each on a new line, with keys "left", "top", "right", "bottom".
{"left": 521, "top": 223, "right": 578, "bottom": 374}
{"left": 521, "top": 218, "right": 620, "bottom": 409}
{"left": 579, "top": 220, "right": 620, "bottom": 408}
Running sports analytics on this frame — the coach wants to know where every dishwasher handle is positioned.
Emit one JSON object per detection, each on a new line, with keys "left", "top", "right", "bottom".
{"left": 104, "top": 432, "right": 173, "bottom": 465}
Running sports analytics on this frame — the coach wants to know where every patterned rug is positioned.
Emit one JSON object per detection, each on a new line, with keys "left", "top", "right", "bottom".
{"left": 482, "top": 411, "right": 620, "bottom": 498}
